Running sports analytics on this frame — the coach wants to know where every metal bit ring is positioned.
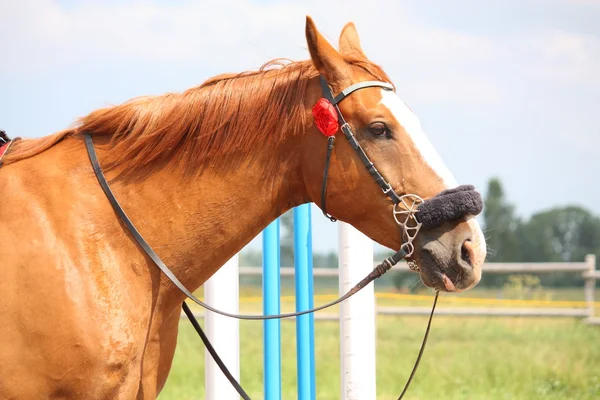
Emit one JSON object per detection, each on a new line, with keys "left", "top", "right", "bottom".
{"left": 393, "top": 194, "right": 424, "bottom": 262}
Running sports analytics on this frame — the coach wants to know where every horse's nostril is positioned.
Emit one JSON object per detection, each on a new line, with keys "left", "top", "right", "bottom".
{"left": 461, "top": 239, "right": 474, "bottom": 268}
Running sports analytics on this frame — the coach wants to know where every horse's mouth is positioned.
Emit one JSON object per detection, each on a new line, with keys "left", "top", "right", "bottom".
{"left": 415, "top": 248, "right": 466, "bottom": 293}
{"left": 418, "top": 265, "right": 461, "bottom": 293}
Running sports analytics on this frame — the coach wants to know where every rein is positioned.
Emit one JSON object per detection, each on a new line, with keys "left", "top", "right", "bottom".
{"left": 87, "top": 129, "right": 411, "bottom": 321}
{"left": 84, "top": 131, "right": 430, "bottom": 399}
{"left": 81, "top": 74, "right": 481, "bottom": 399}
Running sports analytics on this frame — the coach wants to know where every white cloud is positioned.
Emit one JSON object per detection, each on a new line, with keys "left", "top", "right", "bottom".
{"left": 0, "top": 0, "right": 503, "bottom": 104}
{"left": 2, "top": 0, "right": 597, "bottom": 110}
{"left": 564, "top": 0, "right": 600, "bottom": 6}
{"left": 530, "top": 31, "right": 600, "bottom": 85}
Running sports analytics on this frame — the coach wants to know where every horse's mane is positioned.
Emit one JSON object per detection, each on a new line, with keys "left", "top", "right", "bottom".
{"left": 4, "top": 53, "right": 392, "bottom": 176}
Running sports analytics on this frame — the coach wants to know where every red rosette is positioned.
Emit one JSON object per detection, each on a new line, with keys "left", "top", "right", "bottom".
{"left": 312, "top": 98, "right": 339, "bottom": 137}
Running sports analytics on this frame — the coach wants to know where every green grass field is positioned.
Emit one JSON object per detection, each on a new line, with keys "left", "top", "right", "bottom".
{"left": 158, "top": 287, "right": 600, "bottom": 400}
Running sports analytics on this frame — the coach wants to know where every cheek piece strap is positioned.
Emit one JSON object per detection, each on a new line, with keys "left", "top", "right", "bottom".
{"left": 318, "top": 76, "right": 402, "bottom": 223}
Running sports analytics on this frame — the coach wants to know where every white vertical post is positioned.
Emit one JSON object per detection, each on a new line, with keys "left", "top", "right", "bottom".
{"left": 338, "top": 222, "right": 377, "bottom": 400}
{"left": 585, "top": 254, "right": 596, "bottom": 319}
{"left": 204, "top": 254, "right": 240, "bottom": 400}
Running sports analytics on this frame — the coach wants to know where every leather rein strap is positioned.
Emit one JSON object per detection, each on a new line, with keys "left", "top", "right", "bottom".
{"left": 84, "top": 131, "right": 408, "bottom": 321}
{"left": 82, "top": 75, "right": 439, "bottom": 399}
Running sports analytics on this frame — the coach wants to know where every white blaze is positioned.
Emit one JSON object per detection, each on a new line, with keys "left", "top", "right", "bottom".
{"left": 380, "top": 89, "right": 487, "bottom": 263}
{"left": 379, "top": 89, "right": 458, "bottom": 189}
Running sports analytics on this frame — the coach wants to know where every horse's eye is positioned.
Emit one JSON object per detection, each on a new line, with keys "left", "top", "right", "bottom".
{"left": 369, "top": 122, "right": 388, "bottom": 137}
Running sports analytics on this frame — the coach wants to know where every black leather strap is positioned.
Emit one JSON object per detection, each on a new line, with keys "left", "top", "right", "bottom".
{"left": 339, "top": 122, "right": 403, "bottom": 204}
{"left": 318, "top": 76, "right": 403, "bottom": 209}
{"left": 182, "top": 302, "right": 251, "bottom": 400}
{"left": 397, "top": 291, "right": 439, "bottom": 399}
{"left": 85, "top": 132, "right": 220, "bottom": 313}
{"left": 320, "top": 136, "right": 337, "bottom": 222}
{"left": 83, "top": 119, "right": 430, "bottom": 400}
{"left": 319, "top": 76, "right": 335, "bottom": 103}
{"left": 84, "top": 131, "right": 405, "bottom": 321}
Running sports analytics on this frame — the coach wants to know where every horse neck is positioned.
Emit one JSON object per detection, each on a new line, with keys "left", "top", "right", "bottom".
{"left": 102, "top": 133, "right": 308, "bottom": 308}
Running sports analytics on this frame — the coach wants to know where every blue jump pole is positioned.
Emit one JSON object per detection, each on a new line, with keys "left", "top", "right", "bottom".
{"left": 293, "top": 204, "right": 316, "bottom": 400}
{"left": 262, "top": 219, "right": 282, "bottom": 400}
{"left": 307, "top": 210, "right": 316, "bottom": 400}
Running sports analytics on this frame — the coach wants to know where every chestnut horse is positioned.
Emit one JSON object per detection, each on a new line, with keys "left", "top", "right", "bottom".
{"left": 0, "top": 17, "right": 486, "bottom": 399}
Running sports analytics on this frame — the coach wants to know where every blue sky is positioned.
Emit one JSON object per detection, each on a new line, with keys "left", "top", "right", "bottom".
{"left": 1, "top": 0, "right": 599, "bottom": 253}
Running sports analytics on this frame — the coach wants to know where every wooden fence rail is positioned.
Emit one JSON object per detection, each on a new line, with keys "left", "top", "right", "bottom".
{"left": 184, "top": 255, "right": 599, "bottom": 324}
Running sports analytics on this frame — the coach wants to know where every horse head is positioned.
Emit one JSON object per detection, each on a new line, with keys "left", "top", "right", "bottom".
{"left": 301, "top": 17, "right": 487, "bottom": 292}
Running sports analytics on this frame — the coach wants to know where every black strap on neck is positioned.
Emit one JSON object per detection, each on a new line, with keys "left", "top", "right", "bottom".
{"left": 83, "top": 131, "right": 406, "bottom": 321}
{"left": 83, "top": 124, "right": 437, "bottom": 400}
{"left": 83, "top": 131, "right": 415, "bottom": 399}
{"left": 318, "top": 76, "right": 403, "bottom": 221}
{"left": 83, "top": 86, "right": 435, "bottom": 399}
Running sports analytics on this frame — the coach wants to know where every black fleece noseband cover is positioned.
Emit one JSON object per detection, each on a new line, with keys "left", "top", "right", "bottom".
{"left": 416, "top": 185, "right": 483, "bottom": 229}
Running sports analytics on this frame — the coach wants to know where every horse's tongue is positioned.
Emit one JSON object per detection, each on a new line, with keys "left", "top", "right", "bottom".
{"left": 442, "top": 274, "right": 456, "bottom": 291}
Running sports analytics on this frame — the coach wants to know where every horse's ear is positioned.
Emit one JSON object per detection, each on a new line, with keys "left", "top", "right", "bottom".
{"left": 339, "top": 22, "right": 365, "bottom": 57}
{"left": 305, "top": 16, "right": 348, "bottom": 84}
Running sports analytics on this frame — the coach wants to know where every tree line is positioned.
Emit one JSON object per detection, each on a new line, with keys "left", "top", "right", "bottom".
{"left": 477, "top": 177, "right": 599, "bottom": 287}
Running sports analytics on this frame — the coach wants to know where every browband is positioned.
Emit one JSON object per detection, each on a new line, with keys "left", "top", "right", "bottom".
{"left": 330, "top": 80, "right": 394, "bottom": 105}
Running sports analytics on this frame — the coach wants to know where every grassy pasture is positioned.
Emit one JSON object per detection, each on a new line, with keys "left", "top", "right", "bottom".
{"left": 158, "top": 285, "right": 600, "bottom": 399}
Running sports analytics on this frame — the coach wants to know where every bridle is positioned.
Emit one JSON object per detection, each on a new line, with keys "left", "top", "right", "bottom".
{"left": 317, "top": 75, "right": 424, "bottom": 267}
{"left": 82, "top": 75, "right": 441, "bottom": 400}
